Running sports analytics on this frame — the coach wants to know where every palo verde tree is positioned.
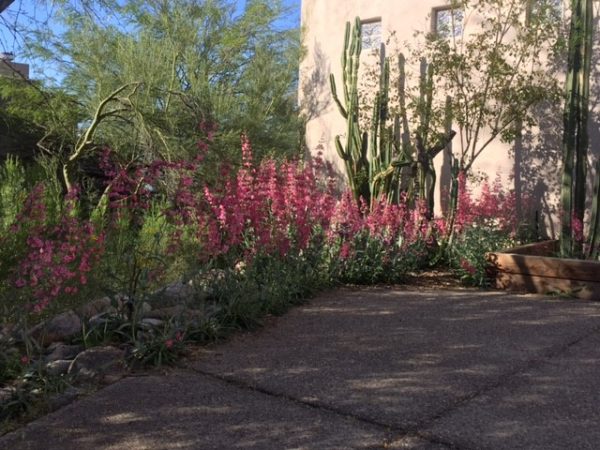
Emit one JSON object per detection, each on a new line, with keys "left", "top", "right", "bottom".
{"left": 24, "top": 0, "right": 302, "bottom": 188}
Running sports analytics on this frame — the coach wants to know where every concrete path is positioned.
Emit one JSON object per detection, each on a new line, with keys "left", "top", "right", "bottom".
{"left": 2, "top": 287, "right": 600, "bottom": 449}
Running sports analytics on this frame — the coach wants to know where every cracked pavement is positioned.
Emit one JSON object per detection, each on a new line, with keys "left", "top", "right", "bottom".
{"left": 2, "top": 287, "right": 600, "bottom": 449}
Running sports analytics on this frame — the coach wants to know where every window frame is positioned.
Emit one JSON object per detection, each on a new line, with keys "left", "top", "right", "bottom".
{"left": 360, "top": 17, "right": 382, "bottom": 52}
{"left": 526, "top": 0, "right": 563, "bottom": 24}
{"left": 431, "top": 5, "right": 464, "bottom": 39}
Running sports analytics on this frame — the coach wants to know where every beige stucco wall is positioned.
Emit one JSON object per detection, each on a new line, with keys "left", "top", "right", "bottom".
{"left": 300, "top": 0, "right": 600, "bottom": 237}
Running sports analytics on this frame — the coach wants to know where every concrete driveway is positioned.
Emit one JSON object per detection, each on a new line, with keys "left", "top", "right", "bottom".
{"left": 2, "top": 287, "right": 600, "bottom": 449}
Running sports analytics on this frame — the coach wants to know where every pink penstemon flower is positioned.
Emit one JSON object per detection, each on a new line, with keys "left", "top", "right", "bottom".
{"left": 12, "top": 184, "right": 105, "bottom": 312}
{"left": 460, "top": 258, "right": 477, "bottom": 275}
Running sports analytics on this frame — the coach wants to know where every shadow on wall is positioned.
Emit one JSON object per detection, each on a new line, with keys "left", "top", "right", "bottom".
{"left": 587, "top": 10, "right": 600, "bottom": 213}
{"left": 514, "top": 103, "right": 562, "bottom": 240}
{"left": 302, "top": 14, "right": 600, "bottom": 230}
{"left": 512, "top": 13, "right": 600, "bottom": 240}
{"left": 300, "top": 40, "right": 331, "bottom": 123}
{"left": 300, "top": 39, "right": 348, "bottom": 191}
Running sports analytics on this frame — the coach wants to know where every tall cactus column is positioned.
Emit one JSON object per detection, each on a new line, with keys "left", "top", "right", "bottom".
{"left": 330, "top": 18, "right": 455, "bottom": 212}
{"left": 329, "top": 18, "right": 370, "bottom": 202}
{"left": 561, "top": 0, "right": 593, "bottom": 257}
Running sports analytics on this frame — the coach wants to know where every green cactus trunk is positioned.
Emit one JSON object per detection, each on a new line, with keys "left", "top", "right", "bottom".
{"left": 560, "top": 0, "right": 593, "bottom": 258}
{"left": 588, "top": 160, "right": 600, "bottom": 259}
{"left": 330, "top": 18, "right": 455, "bottom": 214}
{"left": 330, "top": 18, "right": 369, "bottom": 203}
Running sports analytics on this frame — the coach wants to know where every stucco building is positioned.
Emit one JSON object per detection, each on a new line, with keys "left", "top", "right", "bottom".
{"left": 299, "top": 0, "right": 600, "bottom": 236}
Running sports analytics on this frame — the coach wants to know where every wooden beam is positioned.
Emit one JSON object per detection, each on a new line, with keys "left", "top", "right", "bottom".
{"left": 496, "top": 272, "right": 600, "bottom": 301}
{"left": 489, "top": 252, "right": 600, "bottom": 283}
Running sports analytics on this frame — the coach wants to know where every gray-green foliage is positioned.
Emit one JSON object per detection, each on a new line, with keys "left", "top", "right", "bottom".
{"left": 0, "top": 77, "right": 80, "bottom": 161}
{"left": 27, "top": 0, "right": 302, "bottom": 174}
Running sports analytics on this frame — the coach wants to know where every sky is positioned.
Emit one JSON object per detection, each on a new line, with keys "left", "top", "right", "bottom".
{"left": 0, "top": 0, "right": 301, "bottom": 82}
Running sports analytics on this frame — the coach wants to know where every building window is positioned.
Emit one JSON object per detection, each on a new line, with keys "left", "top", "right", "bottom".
{"left": 528, "top": 0, "right": 562, "bottom": 22}
{"left": 361, "top": 19, "right": 382, "bottom": 51}
{"left": 432, "top": 6, "right": 464, "bottom": 39}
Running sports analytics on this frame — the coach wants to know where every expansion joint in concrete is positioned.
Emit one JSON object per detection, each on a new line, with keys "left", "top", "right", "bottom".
{"left": 183, "top": 366, "right": 467, "bottom": 449}
{"left": 416, "top": 324, "right": 600, "bottom": 432}
{"left": 180, "top": 325, "right": 600, "bottom": 450}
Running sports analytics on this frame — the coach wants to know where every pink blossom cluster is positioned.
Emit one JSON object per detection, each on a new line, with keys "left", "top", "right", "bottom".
{"left": 7, "top": 131, "right": 532, "bottom": 313}
{"left": 97, "top": 136, "right": 340, "bottom": 263}
{"left": 453, "top": 172, "right": 520, "bottom": 234}
{"left": 99, "top": 148, "right": 199, "bottom": 225}
{"left": 200, "top": 137, "right": 338, "bottom": 259}
{"left": 10, "top": 185, "right": 105, "bottom": 312}
{"left": 328, "top": 192, "right": 434, "bottom": 260}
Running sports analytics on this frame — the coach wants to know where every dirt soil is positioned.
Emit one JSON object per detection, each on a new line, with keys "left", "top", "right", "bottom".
{"left": 404, "top": 270, "right": 464, "bottom": 288}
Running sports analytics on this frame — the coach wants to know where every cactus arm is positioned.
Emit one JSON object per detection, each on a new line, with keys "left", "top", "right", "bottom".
{"left": 341, "top": 21, "right": 351, "bottom": 104}
{"left": 573, "top": 0, "right": 593, "bottom": 256}
{"left": 329, "top": 75, "right": 348, "bottom": 119}
{"left": 370, "top": 94, "right": 381, "bottom": 162}
{"left": 335, "top": 136, "right": 349, "bottom": 160}
{"left": 427, "top": 130, "right": 457, "bottom": 159}
{"left": 417, "top": 58, "right": 434, "bottom": 152}
{"left": 398, "top": 53, "right": 411, "bottom": 155}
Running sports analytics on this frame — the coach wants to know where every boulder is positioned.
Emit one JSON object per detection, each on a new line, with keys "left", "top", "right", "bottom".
{"left": 45, "top": 359, "right": 72, "bottom": 376}
{"left": 140, "top": 302, "right": 152, "bottom": 316}
{"left": 140, "top": 318, "right": 164, "bottom": 329}
{"left": 29, "top": 310, "right": 82, "bottom": 347}
{"left": 88, "top": 312, "right": 114, "bottom": 328}
{"left": 68, "top": 346, "right": 126, "bottom": 383}
{"left": 144, "top": 304, "right": 186, "bottom": 319}
{"left": 145, "top": 306, "right": 205, "bottom": 327}
{"left": 157, "top": 281, "right": 194, "bottom": 301}
{"left": 45, "top": 343, "right": 82, "bottom": 363}
{"left": 0, "top": 387, "right": 16, "bottom": 405}
{"left": 77, "top": 297, "right": 113, "bottom": 319}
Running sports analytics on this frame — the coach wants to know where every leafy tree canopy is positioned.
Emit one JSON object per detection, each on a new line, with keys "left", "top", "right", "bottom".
{"left": 20, "top": 0, "right": 302, "bottom": 180}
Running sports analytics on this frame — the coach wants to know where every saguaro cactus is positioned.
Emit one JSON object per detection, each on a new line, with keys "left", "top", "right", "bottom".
{"left": 560, "top": 0, "right": 593, "bottom": 257}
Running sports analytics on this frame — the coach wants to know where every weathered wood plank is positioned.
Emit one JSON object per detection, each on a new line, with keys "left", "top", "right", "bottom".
{"left": 499, "top": 240, "right": 558, "bottom": 256}
{"left": 487, "top": 252, "right": 600, "bottom": 282}
{"left": 496, "top": 272, "right": 600, "bottom": 300}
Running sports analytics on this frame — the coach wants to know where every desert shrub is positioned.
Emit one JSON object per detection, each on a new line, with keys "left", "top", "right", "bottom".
{"left": 448, "top": 225, "right": 517, "bottom": 287}
{"left": 446, "top": 173, "right": 523, "bottom": 286}
{"left": 327, "top": 193, "right": 434, "bottom": 284}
